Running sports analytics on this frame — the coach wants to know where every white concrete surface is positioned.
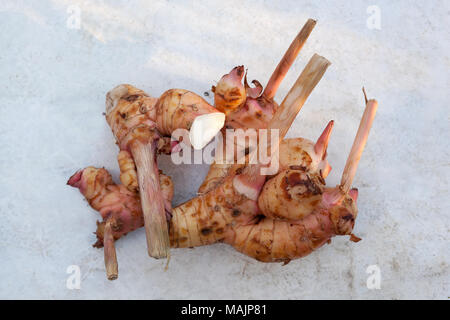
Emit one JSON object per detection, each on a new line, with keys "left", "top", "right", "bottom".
{"left": 0, "top": 0, "right": 448, "bottom": 299}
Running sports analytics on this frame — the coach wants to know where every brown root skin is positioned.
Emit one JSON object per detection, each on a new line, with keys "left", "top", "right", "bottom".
{"left": 237, "top": 92, "right": 377, "bottom": 260}
{"left": 105, "top": 85, "right": 158, "bottom": 151}
{"left": 155, "top": 89, "right": 221, "bottom": 136}
{"left": 118, "top": 147, "right": 176, "bottom": 193}
{"left": 68, "top": 166, "right": 259, "bottom": 250}
{"left": 322, "top": 187, "right": 358, "bottom": 236}
{"left": 68, "top": 18, "right": 377, "bottom": 268}
{"left": 118, "top": 150, "right": 138, "bottom": 192}
{"left": 213, "top": 66, "right": 246, "bottom": 115}
{"left": 202, "top": 54, "right": 333, "bottom": 195}
{"left": 197, "top": 162, "right": 243, "bottom": 195}
{"left": 170, "top": 173, "right": 259, "bottom": 248}
{"left": 258, "top": 169, "right": 325, "bottom": 220}
{"left": 68, "top": 164, "right": 358, "bottom": 263}
{"left": 174, "top": 53, "right": 335, "bottom": 261}
{"left": 70, "top": 46, "right": 369, "bottom": 264}
{"left": 226, "top": 96, "right": 278, "bottom": 130}
{"left": 106, "top": 85, "right": 223, "bottom": 151}
{"left": 257, "top": 168, "right": 359, "bottom": 225}
{"left": 67, "top": 167, "right": 173, "bottom": 248}
{"left": 106, "top": 84, "right": 224, "bottom": 258}
{"left": 77, "top": 158, "right": 358, "bottom": 263}
{"left": 198, "top": 137, "right": 331, "bottom": 195}
{"left": 213, "top": 66, "right": 278, "bottom": 130}
{"left": 224, "top": 185, "right": 358, "bottom": 263}
{"left": 225, "top": 211, "right": 334, "bottom": 262}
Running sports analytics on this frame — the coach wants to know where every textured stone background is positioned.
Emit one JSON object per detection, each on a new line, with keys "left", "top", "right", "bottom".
{"left": 0, "top": 0, "right": 448, "bottom": 299}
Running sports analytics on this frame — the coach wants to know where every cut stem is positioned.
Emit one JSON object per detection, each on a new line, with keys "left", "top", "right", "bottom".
{"left": 104, "top": 219, "right": 118, "bottom": 281}
{"left": 340, "top": 98, "right": 378, "bottom": 192}
{"left": 269, "top": 53, "right": 331, "bottom": 137}
{"left": 263, "top": 19, "right": 317, "bottom": 100}
{"left": 131, "top": 140, "right": 171, "bottom": 258}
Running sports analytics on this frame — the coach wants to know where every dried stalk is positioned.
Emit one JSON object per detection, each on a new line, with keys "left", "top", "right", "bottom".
{"left": 104, "top": 219, "right": 118, "bottom": 280}
{"left": 263, "top": 19, "right": 317, "bottom": 100}
{"left": 340, "top": 96, "right": 378, "bottom": 192}
{"left": 131, "top": 140, "right": 170, "bottom": 258}
{"left": 246, "top": 54, "right": 331, "bottom": 172}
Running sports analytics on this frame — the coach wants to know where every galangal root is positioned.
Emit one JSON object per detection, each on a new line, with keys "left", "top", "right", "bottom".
{"left": 70, "top": 92, "right": 375, "bottom": 275}
{"left": 68, "top": 18, "right": 378, "bottom": 280}
{"left": 199, "top": 18, "right": 318, "bottom": 194}
{"left": 105, "top": 84, "right": 225, "bottom": 258}
{"left": 67, "top": 166, "right": 173, "bottom": 280}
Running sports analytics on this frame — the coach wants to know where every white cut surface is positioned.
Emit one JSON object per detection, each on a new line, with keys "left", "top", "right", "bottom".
{"left": 189, "top": 112, "right": 225, "bottom": 149}
{"left": 0, "top": 0, "right": 448, "bottom": 299}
